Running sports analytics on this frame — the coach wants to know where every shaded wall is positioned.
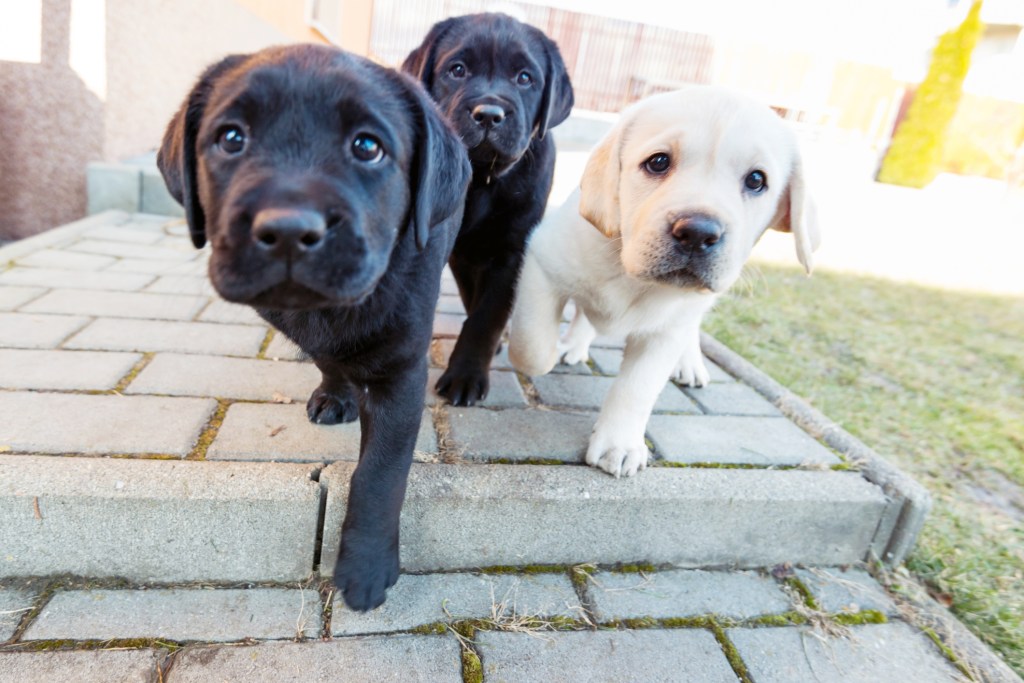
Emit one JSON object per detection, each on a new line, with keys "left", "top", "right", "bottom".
{"left": 0, "top": 0, "right": 290, "bottom": 240}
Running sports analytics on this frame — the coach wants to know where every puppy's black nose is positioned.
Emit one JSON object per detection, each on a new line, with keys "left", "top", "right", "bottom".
{"left": 252, "top": 208, "right": 326, "bottom": 257}
{"left": 671, "top": 215, "right": 723, "bottom": 253}
{"left": 471, "top": 104, "right": 506, "bottom": 128}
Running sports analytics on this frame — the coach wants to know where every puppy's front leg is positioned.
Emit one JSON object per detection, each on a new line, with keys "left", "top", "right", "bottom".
{"left": 587, "top": 334, "right": 683, "bottom": 477}
{"left": 509, "top": 253, "right": 567, "bottom": 377}
{"left": 334, "top": 358, "right": 425, "bottom": 612}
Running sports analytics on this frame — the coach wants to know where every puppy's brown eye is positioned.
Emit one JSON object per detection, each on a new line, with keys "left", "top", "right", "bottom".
{"left": 216, "top": 126, "right": 246, "bottom": 155}
{"left": 744, "top": 170, "right": 768, "bottom": 193}
{"left": 352, "top": 134, "right": 384, "bottom": 163}
{"left": 516, "top": 71, "right": 532, "bottom": 86}
{"left": 644, "top": 153, "right": 671, "bottom": 175}
{"left": 448, "top": 63, "right": 466, "bottom": 79}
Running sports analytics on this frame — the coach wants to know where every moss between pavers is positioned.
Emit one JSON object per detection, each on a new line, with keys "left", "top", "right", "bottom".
{"left": 111, "top": 353, "right": 156, "bottom": 394}
{"left": 709, "top": 621, "right": 753, "bottom": 683}
{"left": 187, "top": 398, "right": 231, "bottom": 460}
{"left": 256, "top": 329, "right": 275, "bottom": 360}
{"left": 920, "top": 626, "right": 975, "bottom": 680}
{"left": 461, "top": 647, "right": 483, "bottom": 683}
{"left": 477, "top": 564, "right": 571, "bottom": 575}
{"left": 10, "top": 638, "right": 182, "bottom": 653}
{"left": 784, "top": 576, "right": 821, "bottom": 611}
{"left": 487, "top": 457, "right": 568, "bottom": 466}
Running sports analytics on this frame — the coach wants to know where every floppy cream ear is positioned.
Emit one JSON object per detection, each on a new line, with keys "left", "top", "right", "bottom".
{"left": 771, "top": 154, "right": 821, "bottom": 275}
{"left": 578, "top": 123, "right": 624, "bottom": 238}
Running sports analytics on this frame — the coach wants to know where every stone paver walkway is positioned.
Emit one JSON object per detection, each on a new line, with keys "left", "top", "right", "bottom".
{"left": 0, "top": 211, "right": 1016, "bottom": 682}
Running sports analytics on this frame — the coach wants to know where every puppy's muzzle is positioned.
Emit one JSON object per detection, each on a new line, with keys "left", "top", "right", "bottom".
{"left": 670, "top": 213, "right": 723, "bottom": 256}
{"left": 252, "top": 208, "right": 326, "bottom": 260}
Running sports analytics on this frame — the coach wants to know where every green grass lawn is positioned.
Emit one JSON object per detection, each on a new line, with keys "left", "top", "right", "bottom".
{"left": 704, "top": 262, "right": 1024, "bottom": 674}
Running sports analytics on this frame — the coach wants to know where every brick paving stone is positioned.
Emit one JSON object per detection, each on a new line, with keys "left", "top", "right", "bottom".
{"left": 435, "top": 294, "right": 464, "bottom": 314}
{"left": 1, "top": 456, "right": 321, "bottom": 581}
{"left": 424, "top": 366, "right": 526, "bottom": 408}
{"left": 431, "top": 338, "right": 514, "bottom": 371}
{"left": 331, "top": 572, "right": 583, "bottom": 635}
{"left": 0, "top": 349, "right": 141, "bottom": 391}
{"left": 0, "top": 313, "right": 89, "bottom": 349}
{"left": 83, "top": 225, "right": 165, "bottom": 244}
{"left": 142, "top": 275, "right": 216, "bottom": 296}
{"left": 15, "top": 249, "right": 116, "bottom": 271}
{"left": 65, "top": 319, "right": 267, "bottom": 357}
{"left": 477, "top": 629, "right": 737, "bottom": 682}
{"left": 0, "top": 392, "right": 216, "bottom": 455}
{"left": 795, "top": 567, "right": 898, "bottom": 615}
{"left": 264, "top": 332, "right": 305, "bottom": 361}
{"left": 68, "top": 239, "right": 195, "bottom": 261}
{"left": 0, "top": 650, "right": 165, "bottom": 683}
{"left": 24, "top": 588, "right": 321, "bottom": 642}
{"left": 432, "top": 313, "right": 465, "bottom": 338}
{"left": 197, "top": 299, "right": 265, "bottom": 325}
{"left": 126, "top": 353, "right": 320, "bottom": 401}
{"left": 0, "top": 267, "right": 155, "bottom": 292}
{"left": 447, "top": 407, "right": 593, "bottom": 462}
{"left": 588, "top": 347, "right": 734, "bottom": 382}
{"left": 683, "top": 383, "right": 781, "bottom": 416}
{"left": 729, "top": 622, "right": 963, "bottom": 682}
{"left": 1, "top": 586, "right": 38, "bottom": 641}
{"left": 531, "top": 374, "right": 701, "bottom": 413}
{"left": 0, "top": 286, "right": 46, "bottom": 311}
{"left": 208, "top": 404, "right": 436, "bottom": 462}
{"left": 104, "top": 258, "right": 205, "bottom": 275}
{"left": 647, "top": 415, "right": 839, "bottom": 466}
{"left": 167, "top": 637, "right": 462, "bottom": 682}
{"left": 588, "top": 569, "right": 790, "bottom": 622}
{"left": 21, "top": 289, "right": 208, "bottom": 321}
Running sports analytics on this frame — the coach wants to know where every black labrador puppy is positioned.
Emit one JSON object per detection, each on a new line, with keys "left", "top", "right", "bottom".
{"left": 158, "top": 45, "right": 470, "bottom": 611}
{"left": 403, "top": 13, "right": 574, "bottom": 406}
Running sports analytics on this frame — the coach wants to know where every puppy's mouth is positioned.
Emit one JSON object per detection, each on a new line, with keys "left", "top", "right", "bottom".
{"left": 241, "top": 278, "right": 374, "bottom": 311}
{"left": 654, "top": 268, "right": 718, "bottom": 293}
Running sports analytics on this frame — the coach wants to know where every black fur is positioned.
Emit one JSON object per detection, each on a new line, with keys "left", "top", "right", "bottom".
{"left": 158, "top": 45, "right": 470, "bottom": 611}
{"left": 403, "top": 13, "right": 574, "bottom": 405}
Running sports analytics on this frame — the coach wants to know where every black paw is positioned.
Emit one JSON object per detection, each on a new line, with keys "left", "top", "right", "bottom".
{"left": 333, "top": 536, "right": 400, "bottom": 612}
{"left": 435, "top": 366, "right": 489, "bottom": 407}
{"left": 306, "top": 384, "right": 359, "bottom": 425}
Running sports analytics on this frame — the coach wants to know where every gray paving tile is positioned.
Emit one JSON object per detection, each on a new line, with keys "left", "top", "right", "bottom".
{"left": 589, "top": 569, "right": 790, "bottom": 621}
{"left": 683, "top": 383, "right": 781, "bottom": 415}
{"left": 729, "top": 622, "right": 962, "bottom": 682}
{"left": 0, "top": 286, "right": 47, "bottom": 311}
{"left": 589, "top": 349, "right": 735, "bottom": 382}
{"left": 126, "top": 353, "right": 320, "bottom": 402}
{"left": 795, "top": 568, "right": 898, "bottom": 615}
{"left": 0, "top": 392, "right": 216, "bottom": 455}
{"left": 432, "top": 313, "right": 465, "bottom": 338}
{"left": 265, "top": 332, "right": 305, "bottom": 361}
{"left": 142, "top": 275, "right": 216, "bottom": 296}
{"left": 446, "top": 407, "right": 593, "bottom": 462}
{"left": 197, "top": 299, "right": 265, "bottom": 325}
{"left": 23, "top": 588, "right": 321, "bottom": 642}
{"left": 21, "top": 289, "right": 208, "bottom": 321}
{"left": 68, "top": 239, "right": 194, "bottom": 261}
{"left": 477, "top": 629, "right": 737, "bottom": 682}
{"left": 65, "top": 319, "right": 267, "bottom": 357}
{"left": 331, "top": 572, "right": 583, "bottom": 635}
{"left": 0, "top": 267, "right": 155, "bottom": 292}
{"left": 83, "top": 225, "right": 165, "bottom": 244}
{"left": 209, "top": 404, "right": 436, "bottom": 462}
{"left": 0, "top": 313, "right": 89, "bottom": 349}
{"left": 1, "top": 586, "right": 38, "bottom": 641}
{"left": 0, "top": 349, "right": 141, "bottom": 391}
{"left": 1, "top": 456, "right": 320, "bottom": 582}
{"left": 647, "top": 415, "right": 839, "bottom": 466}
{"left": 0, "top": 650, "right": 165, "bottom": 682}
{"left": 15, "top": 249, "right": 116, "bottom": 271}
{"left": 167, "top": 637, "right": 462, "bottom": 682}
{"left": 531, "top": 374, "right": 701, "bottom": 413}
{"left": 104, "top": 258, "right": 206, "bottom": 275}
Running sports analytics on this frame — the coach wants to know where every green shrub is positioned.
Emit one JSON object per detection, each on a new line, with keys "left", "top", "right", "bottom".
{"left": 877, "top": 1, "right": 984, "bottom": 187}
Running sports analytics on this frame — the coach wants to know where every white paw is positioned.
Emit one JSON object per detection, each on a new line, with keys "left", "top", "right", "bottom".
{"left": 585, "top": 430, "right": 650, "bottom": 478}
{"left": 556, "top": 337, "right": 590, "bottom": 366}
{"left": 672, "top": 353, "right": 710, "bottom": 388}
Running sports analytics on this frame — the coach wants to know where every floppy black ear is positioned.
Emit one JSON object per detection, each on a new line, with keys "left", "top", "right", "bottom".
{"left": 400, "top": 74, "right": 471, "bottom": 250}
{"left": 157, "top": 54, "right": 246, "bottom": 249}
{"left": 400, "top": 18, "right": 458, "bottom": 92}
{"left": 534, "top": 32, "right": 574, "bottom": 140}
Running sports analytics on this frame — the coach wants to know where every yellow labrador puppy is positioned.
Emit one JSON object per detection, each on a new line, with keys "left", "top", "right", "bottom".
{"left": 509, "top": 86, "right": 820, "bottom": 477}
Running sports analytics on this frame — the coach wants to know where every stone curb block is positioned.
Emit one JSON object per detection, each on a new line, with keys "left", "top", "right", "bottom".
{"left": 0, "top": 456, "right": 322, "bottom": 582}
{"left": 319, "top": 463, "right": 888, "bottom": 575}
{"left": 700, "top": 332, "right": 932, "bottom": 566}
